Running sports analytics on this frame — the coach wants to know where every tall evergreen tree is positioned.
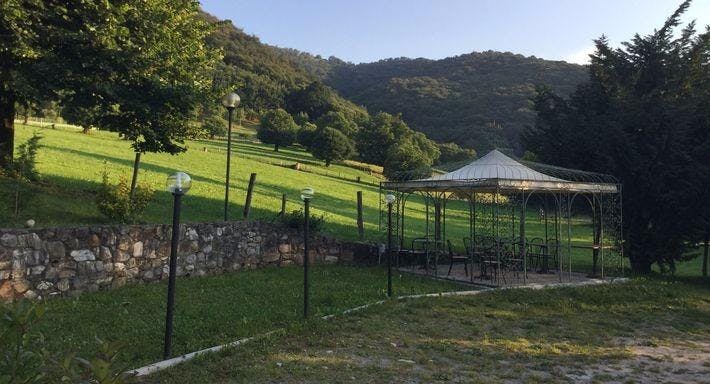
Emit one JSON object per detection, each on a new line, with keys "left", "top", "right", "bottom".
{"left": 523, "top": 0, "right": 710, "bottom": 272}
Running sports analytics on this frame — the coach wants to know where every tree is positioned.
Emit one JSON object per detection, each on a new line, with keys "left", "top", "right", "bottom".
{"left": 284, "top": 82, "right": 335, "bottom": 120}
{"left": 356, "top": 112, "right": 398, "bottom": 165}
{"left": 1, "top": 0, "right": 58, "bottom": 166}
{"left": 258, "top": 109, "right": 298, "bottom": 151}
{"left": 309, "top": 127, "right": 355, "bottom": 166}
{"left": 523, "top": 1, "right": 709, "bottom": 273}
{"left": 0, "top": 1, "right": 220, "bottom": 195}
{"left": 383, "top": 137, "right": 435, "bottom": 181}
{"left": 297, "top": 122, "right": 318, "bottom": 149}
{"left": 356, "top": 111, "right": 439, "bottom": 169}
{"left": 61, "top": 99, "right": 100, "bottom": 134}
{"left": 315, "top": 111, "right": 358, "bottom": 138}
{"left": 202, "top": 115, "right": 227, "bottom": 139}
{"left": 436, "top": 142, "right": 476, "bottom": 165}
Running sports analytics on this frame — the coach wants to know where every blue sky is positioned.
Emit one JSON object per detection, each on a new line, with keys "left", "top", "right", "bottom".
{"left": 200, "top": 0, "right": 710, "bottom": 64}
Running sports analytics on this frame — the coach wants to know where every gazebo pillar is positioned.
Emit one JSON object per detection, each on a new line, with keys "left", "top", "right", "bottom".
{"left": 434, "top": 198, "right": 442, "bottom": 276}
{"left": 592, "top": 195, "right": 601, "bottom": 277}
{"left": 520, "top": 190, "right": 527, "bottom": 285}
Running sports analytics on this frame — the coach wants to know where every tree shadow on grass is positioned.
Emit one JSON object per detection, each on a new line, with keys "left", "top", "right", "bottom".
{"left": 42, "top": 145, "right": 226, "bottom": 186}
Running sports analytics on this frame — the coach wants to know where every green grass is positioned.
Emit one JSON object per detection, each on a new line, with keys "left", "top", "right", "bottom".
{"left": 146, "top": 277, "right": 710, "bottom": 383}
{"left": 3, "top": 122, "right": 704, "bottom": 276}
{"left": 32, "top": 265, "right": 467, "bottom": 368}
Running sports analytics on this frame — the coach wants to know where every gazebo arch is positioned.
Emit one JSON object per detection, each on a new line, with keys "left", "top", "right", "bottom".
{"left": 381, "top": 150, "right": 623, "bottom": 287}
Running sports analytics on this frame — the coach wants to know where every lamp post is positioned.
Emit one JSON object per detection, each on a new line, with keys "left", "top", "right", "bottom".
{"left": 221, "top": 92, "right": 240, "bottom": 221}
{"left": 163, "top": 172, "right": 191, "bottom": 359}
{"left": 301, "top": 187, "right": 314, "bottom": 318}
{"left": 385, "top": 193, "right": 396, "bottom": 297}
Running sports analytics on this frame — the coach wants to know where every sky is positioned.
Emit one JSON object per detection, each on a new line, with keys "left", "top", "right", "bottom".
{"left": 200, "top": 0, "right": 710, "bottom": 64}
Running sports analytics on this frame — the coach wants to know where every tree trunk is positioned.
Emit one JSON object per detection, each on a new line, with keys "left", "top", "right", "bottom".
{"left": 703, "top": 231, "right": 708, "bottom": 278}
{"left": 0, "top": 86, "right": 15, "bottom": 168}
{"left": 129, "top": 152, "right": 141, "bottom": 201}
{"left": 82, "top": 125, "right": 90, "bottom": 134}
{"left": 274, "top": 145, "right": 279, "bottom": 152}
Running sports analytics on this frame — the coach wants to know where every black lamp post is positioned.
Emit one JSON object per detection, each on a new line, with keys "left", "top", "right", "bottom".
{"left": 163, "top": 172, "right": 191, "bottom": 359}
{"left": 221, "top": 92, "right": 240, "bottom": 221}
{"left": 385, "top": 193, "right": 396, "bottom": 297}
{"left": 301, "top": 187, "right": 314, "bottom": 318}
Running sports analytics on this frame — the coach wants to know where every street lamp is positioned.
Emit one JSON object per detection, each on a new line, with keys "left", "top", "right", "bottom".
{"left": 163, "top": 172, "right": 191, "bottom": 359}
{"left": 301, "top": 187, "right": 314, "bottom": 318}
{"left": 385, "top": 193, "right": 396, "bottom": 297}
{"left": 221, "top": 92, "right": 240, "bottom": 221}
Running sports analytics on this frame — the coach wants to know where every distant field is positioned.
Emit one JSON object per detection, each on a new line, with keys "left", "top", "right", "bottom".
{"left": 2, "top": 122, "right": 704, "bottom": 276}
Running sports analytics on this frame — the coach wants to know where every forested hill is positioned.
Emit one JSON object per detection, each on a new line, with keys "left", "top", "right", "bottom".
{"left": 321, "top": 52, "right": 588, "bottom": 153}
{"left": 201, "top": 13, "right": 366, "bottom": 119}
{"left": 204, "top": 10, "right": 587, "bottom": 153}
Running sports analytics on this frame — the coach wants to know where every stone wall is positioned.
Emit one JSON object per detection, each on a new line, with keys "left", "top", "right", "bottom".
{"left": 0, "top": 221, "right": 377, "bottom": 301}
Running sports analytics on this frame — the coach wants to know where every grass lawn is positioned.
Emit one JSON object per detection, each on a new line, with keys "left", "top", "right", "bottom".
{"left": 146, "top": 277, "right": 710, "bottom": 383}
{"left": 3, "top": 122, "right": 703, "bottom": 276}
{"left": 31, "top": 265, "right": 467, "bottom": 368}
{"left": 3, "top": 123, "right": 630, "bottom": 273}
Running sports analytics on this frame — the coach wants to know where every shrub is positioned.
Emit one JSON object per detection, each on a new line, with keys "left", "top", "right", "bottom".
{"left": 96, "top": 172, "right": 154, "bottom": 223}
{"left": 3, "top": 133, "right": 42, "bottom": 181}
{"left": 281, "top": 209, "right": 325, "bottom": 233}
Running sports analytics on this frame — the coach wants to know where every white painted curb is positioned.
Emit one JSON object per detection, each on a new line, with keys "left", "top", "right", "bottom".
{"left": 127, "top": 277, "right": 628, "bottom": 377}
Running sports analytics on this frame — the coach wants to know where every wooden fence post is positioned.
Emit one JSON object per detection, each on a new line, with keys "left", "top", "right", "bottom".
{"left": 357, "top": 191, "right": 364, "bottom": 240}
{"left": 243, "top": 173, "right": 257, "bottom": 218}
{"left": 280, "top": 193, "right": 287, "bottom": 218}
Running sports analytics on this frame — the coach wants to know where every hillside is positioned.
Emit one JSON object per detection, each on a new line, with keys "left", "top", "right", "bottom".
{"left": 204, "top": 11, "right": 588, "bottom": 154}
{"left": 326, "top": 52, "right": 588, "bottom": 153}
{"left": 202, "top": 13, "right": 366, "bottom": 119}
{"left": 275, "top": 48, "right": 588, "bottom": 153}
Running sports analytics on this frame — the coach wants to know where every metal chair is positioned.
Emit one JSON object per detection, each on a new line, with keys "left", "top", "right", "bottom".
{"left": 545, "top": 238, "right": 561, "bottom": 272}
{"left": 527, "top": 237, "right": 545, "bottom": 271}
{"left": 447, "top": 240, "right": 468, "bottom": 277}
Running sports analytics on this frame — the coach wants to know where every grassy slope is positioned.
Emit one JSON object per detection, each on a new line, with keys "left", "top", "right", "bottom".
{"left": 3, "top": 122, "right": 704, "bottom": 276}
{"left": 148, "top": 277, "right": 710, "bottom": 383}
{"left": 34, "top": 265, "right": 466, "bottom": 368}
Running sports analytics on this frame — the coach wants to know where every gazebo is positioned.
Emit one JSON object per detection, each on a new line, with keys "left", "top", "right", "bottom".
{"left": 380, "top": 150, "right": 623, "bottom": 286}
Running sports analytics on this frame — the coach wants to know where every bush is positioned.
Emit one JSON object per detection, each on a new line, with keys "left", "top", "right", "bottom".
{"left": 281, "top": 209, "right": 325, "bottom": 233}
{"left": 96, "top": 172, "right": 154, "bottom": 223}
{"left": 3, "top": 133, "right": 42, "bottom": 181}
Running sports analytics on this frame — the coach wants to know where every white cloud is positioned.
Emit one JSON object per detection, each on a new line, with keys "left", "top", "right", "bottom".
{"left": 564, "top": 46, "right": 595, "bottom": 65}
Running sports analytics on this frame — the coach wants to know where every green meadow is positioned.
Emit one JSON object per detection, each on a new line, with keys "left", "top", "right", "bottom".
{"left": 2, "top": 122, "right": 703, "bottom": 276}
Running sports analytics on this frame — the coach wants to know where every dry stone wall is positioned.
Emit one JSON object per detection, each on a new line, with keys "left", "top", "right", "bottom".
{"left": 0, "top": 221, "right": 376, "bottom": 301}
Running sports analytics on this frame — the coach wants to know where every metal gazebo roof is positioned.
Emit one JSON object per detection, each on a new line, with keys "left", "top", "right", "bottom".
{"left": 383, "top": 150, "right": 619, "bottom": 193}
